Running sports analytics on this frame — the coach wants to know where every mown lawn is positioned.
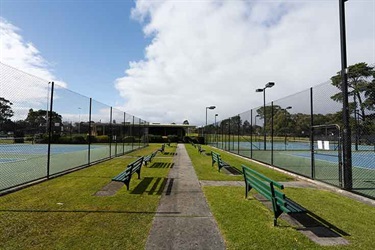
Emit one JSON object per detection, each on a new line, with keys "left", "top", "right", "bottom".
{"left": 186, "top": 144, "right": 294, "bottom": 182}
{"left": 0, "top": 143, "right": 174, "bottom": 250}
{"left": 186, "top": 144, "right": 375, "bottom": 249}
{"left": 204, "top": 186, "right": 375, "bottom": 250}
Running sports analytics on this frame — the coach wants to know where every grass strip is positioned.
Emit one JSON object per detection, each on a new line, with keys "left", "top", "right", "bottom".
{"left": 0, "top": 143, "right": 174, "bottom": 250}
{"left": 186, "top": 144, "right": 294, "bottom": 181}
{"left": 203, "top": 186, "right": 375, "bottom": 249}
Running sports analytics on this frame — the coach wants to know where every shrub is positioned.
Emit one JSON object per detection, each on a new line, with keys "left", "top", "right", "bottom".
{"left": 123, "top": 136, "right": 135, "bottom": 143}
{"left": 72, "top": 135, "right": 86, "bottom": 144}
{"left": 95, "top": 135, "right": 109, "bottom": 143}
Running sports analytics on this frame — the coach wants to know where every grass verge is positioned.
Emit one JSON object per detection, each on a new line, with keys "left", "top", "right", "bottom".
{"left": 203, "top": 186, "right": 375, "bottom": 250}
{"left": 0, "top": 143, "right": 174, "bottom": 250}
{"left": 186, "top": 144, "right": 294, "bottom": 181}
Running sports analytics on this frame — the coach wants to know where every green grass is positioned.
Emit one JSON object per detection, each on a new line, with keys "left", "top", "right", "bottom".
{"left": 186, "top": 143, "right": 375, "bottom": 249}
{"left": 2, "top": 143, "right": 374, "bottom": 249}
{"left": 186, "top": 144, "right": 294, "bottom": 182}
{"left": 0, "top": 143, "right": 174, "bottom": 250}
{"left": 203, "top": 186, "right": 375, "bottom": 250}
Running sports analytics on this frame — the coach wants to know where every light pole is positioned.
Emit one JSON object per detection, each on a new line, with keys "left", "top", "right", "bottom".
{"left": 339, "top": 0, "right": 352, "bottom": 190}
{"left": 256, "top": 82, "right": 275, "bottom": 150}
{"left": 205, "top": 106, "right": 216, "bottom": 143}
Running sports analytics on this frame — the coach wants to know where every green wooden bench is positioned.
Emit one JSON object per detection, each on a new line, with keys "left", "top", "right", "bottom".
{"left": 144, "top": 150, "right": 158, "bottom": 166}
{"left": 242, "top": 164, "right": 305, "bottom": 226}
{"left": 191, "top": 142, "right": 196, "bottom": 148}
{"left": 211, "top": 151, "right": 230, "bottom": 172}
{"left": 158, "top": 144, "right": 165, "bottom": 153}
{"left": 112, "top": 157, "right": 144, "bottom": 190}
{"left": 197, "top": 144, "right": 206, "bottom": 154}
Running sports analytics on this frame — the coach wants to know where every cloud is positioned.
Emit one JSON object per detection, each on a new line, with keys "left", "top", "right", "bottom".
{"left": 0, "top": 18, "right": 67, "bottom": 120}
{"left": 117, "top": 0, "right": 373, "bottom": 125}
{"left": 0, "top": 18, "right": 65, "bottom": 85}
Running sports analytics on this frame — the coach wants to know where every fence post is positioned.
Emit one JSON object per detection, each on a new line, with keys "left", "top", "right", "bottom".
{"left": 138, "top": 118, "right": 141, "bottom": 149}
{"left": 228, "top": 118, "right": 231, "bottom": 152}
{"left": 109, "top": 107, "right": 112, "bottom": 158}
{"left": 271, "top": 102, "right": 274, "bottom": 166}
{"left": 310, "top": 88, "right": 315, "bottom": 179}
{"left": 250, "top": 109, "right": 253, "bottom": 158}
{"left": 339, "top": 0, "right": 352, "bottom": 190}
{"left": 123, "top": 112, "right": 126, "bottom": 154}
{"left": 46, "top": 81, "right": 54, "bottom": 179}
{"left": 237, "top": 115, "right": 240, "bottom": 155}
{"left": 88, "top": 98, "right": 92, "bottom": 165}
{"left": 132, "top": 116, "right": 135, "bottom": 150}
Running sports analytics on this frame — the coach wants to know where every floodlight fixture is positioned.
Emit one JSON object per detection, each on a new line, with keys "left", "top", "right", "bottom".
{"left": 265, "top": 82, "right": 275, "bottom": 88}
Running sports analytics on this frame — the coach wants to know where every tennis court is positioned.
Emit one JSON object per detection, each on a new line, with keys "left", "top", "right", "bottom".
{"left": 218, "top": 140, "right": 375, "bottom": 198}
{"left": 0, "top": 143, "right": 136, "bottom": 191}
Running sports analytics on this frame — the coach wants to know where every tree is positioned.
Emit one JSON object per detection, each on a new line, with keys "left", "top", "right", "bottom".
{"left": 0, "top": 97, "right": 14, "bottom": 124}
{"left": 256, "top": 105, "right": 282, "bottom": 134}
{"left": 25, "top": 109, "right": 62, "bottom": 133}
{"left": 330, "top": 62, "right": 374, "bottom": 121}
{"left": 183, "top": 120, "right": 189, "bottom": 125}
{"left": 363, "top": 74, "right": 375, "bottom": 111}
{"left": 242, "top": 120, "right": 251, "bottom": 135}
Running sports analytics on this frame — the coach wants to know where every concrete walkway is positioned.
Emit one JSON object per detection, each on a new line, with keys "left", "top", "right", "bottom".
{"left": 145, "top": 144, "right": 226, "bottom": 250}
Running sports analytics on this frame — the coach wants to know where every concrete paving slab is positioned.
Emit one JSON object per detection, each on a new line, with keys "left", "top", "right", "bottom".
{"left": 146, "top": 144, "right": 225, "bottom": 250}
{"left": 146, "top": 217, "right": 225, "bottom": 250}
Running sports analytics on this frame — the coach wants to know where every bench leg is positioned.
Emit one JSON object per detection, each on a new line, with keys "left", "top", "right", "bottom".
{"left": 245, "top": 182, "right": 252, "bottom": 198}
{"left": 125, "top": 180, "right": 130, "bottom": 191}
{"left": 136, "top": 169, "right": 141, "bottom": 179}
{"left": 270, "top": 183, "right": 283, "bottom": 226}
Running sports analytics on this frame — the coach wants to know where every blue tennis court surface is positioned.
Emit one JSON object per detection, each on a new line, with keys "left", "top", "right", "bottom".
{"left": 0, "top": 144, "right": 105, "bottom": 155}
{"left": 290, "top": 152, "right": 374, "bottom": 169}
{"left": 0, "top": 158, "right": 26, "bottom": 163}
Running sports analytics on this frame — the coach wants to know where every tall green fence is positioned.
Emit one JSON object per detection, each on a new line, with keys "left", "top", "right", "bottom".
{"left": 204, "top": 72, "right": 374, "bottom": 200}
{"left": 0, "top": 62, "right": 149, "bottom": 193}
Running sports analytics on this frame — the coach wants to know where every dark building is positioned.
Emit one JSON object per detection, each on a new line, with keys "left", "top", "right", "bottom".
{"left": 148, "top": 123, "right": 195, "bottom": 140}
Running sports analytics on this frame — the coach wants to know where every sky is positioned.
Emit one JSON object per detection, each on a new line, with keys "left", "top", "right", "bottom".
{"left": 0, "top": 0, "right": 374, "bottom": 126}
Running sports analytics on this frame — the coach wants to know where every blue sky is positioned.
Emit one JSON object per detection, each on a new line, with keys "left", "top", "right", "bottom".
{"left": 1, "top": 0, "right": 147, "bottom": 105}
{"left": 1, "top": 0, "right": 374, "bottom": 125}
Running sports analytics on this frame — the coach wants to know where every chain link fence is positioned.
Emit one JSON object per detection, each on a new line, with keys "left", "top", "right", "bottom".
{"left": 205, "top": 68, "right": 375, "bottom": 200}
{"left": 0, "top": 63, "right": 148, "bottom": 193}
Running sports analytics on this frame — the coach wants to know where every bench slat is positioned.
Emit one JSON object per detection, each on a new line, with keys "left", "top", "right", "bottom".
{"left": 112, "top": 156, "right": 144, "bottom": 190}
{"left": 242, "top": 165, "right": 284, "bottom": 189}
{"left": 242, "top": 164, "right": 305, "bottom": 226}
{"left": 212, "top": 151, "right": 232, "bottom": 172}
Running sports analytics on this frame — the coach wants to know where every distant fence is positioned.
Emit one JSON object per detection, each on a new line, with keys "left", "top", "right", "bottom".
{"left": 203, "top": 72, "right": 374, "bottom": 200}
{"left": 0, "top": 63, "right": 149, "bottom": 193}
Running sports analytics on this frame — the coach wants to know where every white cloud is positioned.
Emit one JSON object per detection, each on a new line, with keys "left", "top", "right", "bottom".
{"left": 0, "top": 18, "right": 67, "bottom": 120}
{"left": 117, "top": 0, "right": 374, "bottom": 126}
{"left": 0, "top": 18, "right": 65, "bottom": 85}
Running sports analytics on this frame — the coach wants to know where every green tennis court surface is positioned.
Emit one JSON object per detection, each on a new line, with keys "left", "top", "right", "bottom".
{"left": 0, "top": 143, "right": 137, "bottom": 191}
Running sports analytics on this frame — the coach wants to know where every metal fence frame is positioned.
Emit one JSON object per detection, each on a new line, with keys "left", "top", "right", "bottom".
{"left": 0, "top": 64, "right": 149, "bottom": 194}
{"left": 204, "top": 80, "right": 374, "bottom": 200}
